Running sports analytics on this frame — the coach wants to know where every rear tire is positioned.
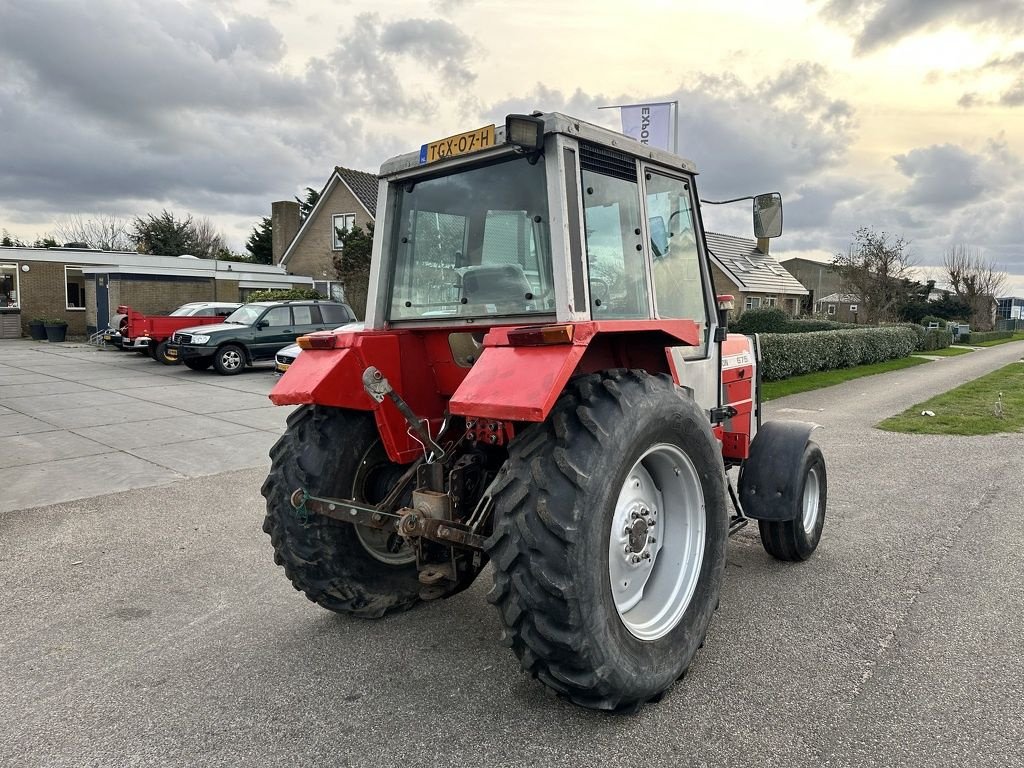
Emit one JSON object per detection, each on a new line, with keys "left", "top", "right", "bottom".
{"left": 183, "top": 358, "right": 211, "bottom": 371}
{"left": 155, "top": 340, "right": 178, "bottom": 365}
{"left": 486, "top": 370, "right": 728, "bottom": 710}
{"left": 757, "top": 441, "right": 826, "bottom": 561}
{"left": 261, "top": 406, "right": 422, "bottom": 618}
{"left": 213, "top": 343, "right": 246, "bottom": 375}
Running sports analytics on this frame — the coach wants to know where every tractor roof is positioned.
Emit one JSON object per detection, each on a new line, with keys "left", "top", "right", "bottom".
{"left": 378, "top": 112, "right": 698, "bottom": 177}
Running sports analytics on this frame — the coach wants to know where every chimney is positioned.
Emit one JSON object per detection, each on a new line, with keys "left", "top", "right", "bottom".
{"left": 756, "top": 237, "right": 770, "bottom": 254}
{"left": 271, "top": 200, "right": 301, "bottom": 265}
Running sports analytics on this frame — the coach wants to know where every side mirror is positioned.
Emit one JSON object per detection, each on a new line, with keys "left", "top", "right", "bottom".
{"left": 257, "top": 319, "right": 269, "bottom": 329}
{"left": 753, "top": 193, "right": 783, "bottom": 239}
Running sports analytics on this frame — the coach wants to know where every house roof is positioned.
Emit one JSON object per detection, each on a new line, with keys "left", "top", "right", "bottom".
{"left": 705, "top": 232, "right": 809, "bottom": 296}
{"left": 279, "top": 166, "right": 378, "bottom": 267}
{"left": 818, "top": 292, "right": 860, "bottom": 304}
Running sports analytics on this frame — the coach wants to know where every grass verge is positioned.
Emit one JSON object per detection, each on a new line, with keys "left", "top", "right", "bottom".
{"left": 972, "top": 332, "right": 1024, "bottom": 347}
{"left": 877, "top": 361, "right": 1024, "bottom": 435}
{"left": 916, "top": 346, "right": 973, "bottom": 357}
{"left": 762, "top": 356, "right": 930, "bottom": 401}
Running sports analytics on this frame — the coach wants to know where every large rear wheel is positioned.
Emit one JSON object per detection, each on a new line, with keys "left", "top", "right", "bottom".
{"left": 487, "top": 370, "right": 728, "bottom": 710}
{"left": 261, "top": 406, "right": 421, "bottom": 618}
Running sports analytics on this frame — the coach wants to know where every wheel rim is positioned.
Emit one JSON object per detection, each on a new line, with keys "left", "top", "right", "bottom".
{"left": 221, "top": 349, "right": 242, "bottom": 370}
{"left": 351, "top": 443, "right": 416, "bottom": 566}
{"left": 608, "top": 443, "right": 706, "bottom": 641}
{"left": 802, "top": 466, "right": 821, "bottom": 533}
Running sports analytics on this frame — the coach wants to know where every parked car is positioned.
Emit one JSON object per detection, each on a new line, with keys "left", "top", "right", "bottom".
{"left": 167, "top": 300, "right": 356, "bottom": 375}
{"left": 119, "top": 302, "right": 242, "bottom": 363}
{"left": 274, "top": 322, "right": 363, "bottom": 374}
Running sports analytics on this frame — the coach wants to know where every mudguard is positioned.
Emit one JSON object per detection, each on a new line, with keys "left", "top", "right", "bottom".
{"left": 737, "top": 420, "right": 819, "bottom": 522}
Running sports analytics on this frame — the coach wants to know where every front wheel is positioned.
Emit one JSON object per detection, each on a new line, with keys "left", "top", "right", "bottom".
{"left": 155, "top": 340, "right": 178, "bottom": 365}
{"left": 213, "top": 344, "right": 246, "bottom": 375}
{"left": 487, "top": 370, "right": 728, "bottom": 710}
{"left": 758, "top": 441, "right": 826, "bottom": 561}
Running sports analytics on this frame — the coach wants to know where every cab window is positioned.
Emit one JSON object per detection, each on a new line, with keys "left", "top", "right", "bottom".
{"left": 581, "top": 169, "right": 648, "bottom": 319}
{"left": 261, "top": 307, "right": 291, "bottom": 327}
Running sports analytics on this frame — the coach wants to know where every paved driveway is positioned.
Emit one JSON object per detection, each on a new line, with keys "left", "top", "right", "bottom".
{"left": 0, "top": 340, "right": 289, "bottom": 513}
{"left": 2, "top": 339, "right": 1023, "bottom": 767}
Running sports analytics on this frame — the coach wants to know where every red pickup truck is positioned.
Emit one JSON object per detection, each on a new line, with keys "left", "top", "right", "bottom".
{"left": 118, "top": 302, "right": 241, "bottom": 364}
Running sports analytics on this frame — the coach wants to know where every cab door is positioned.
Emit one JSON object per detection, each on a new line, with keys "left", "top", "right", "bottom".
{"left": 253, "top": 305, "right": 295, "bottom": 360}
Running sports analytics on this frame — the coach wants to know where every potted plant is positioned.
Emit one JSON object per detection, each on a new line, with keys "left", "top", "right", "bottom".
{"left": 28, "top": 318, "right": 47, "bottom": 340}
{"left": 43, "top": 318, "right": 68, "bottom": 343}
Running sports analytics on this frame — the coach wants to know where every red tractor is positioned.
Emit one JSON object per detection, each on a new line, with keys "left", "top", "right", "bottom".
{"left": 262, "top": 113, "right": 826, "bottom": 711}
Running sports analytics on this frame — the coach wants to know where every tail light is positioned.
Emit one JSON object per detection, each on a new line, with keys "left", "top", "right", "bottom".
{"left": 506, "top": 324, "right": 574, "bottom": 346}
{"left": 297, "top": 334, "right": 338, "bottom": 350}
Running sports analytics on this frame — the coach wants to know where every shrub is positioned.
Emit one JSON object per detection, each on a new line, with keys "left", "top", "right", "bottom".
{"left": 959, "top": 330, "right": 1013, "bottom": 345}
{"left": 244, "top": 287, "right": 323, "bottom": 302}
{"left": 758, "top": 326, "right": 919, "bottom": 381}
{"left": 895, "top": 323, "right": 952, "bottom": 351}
{"left": 731, "top": 308, "right": 856, "bottom": 335}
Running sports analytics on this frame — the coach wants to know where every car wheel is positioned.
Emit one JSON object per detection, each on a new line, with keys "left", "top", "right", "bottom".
{"left": 213, "top": 344, "right": 246, "bottom": 375}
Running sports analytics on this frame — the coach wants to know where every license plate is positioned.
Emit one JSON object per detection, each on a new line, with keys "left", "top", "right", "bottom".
{"left": 103, "top": 334, "right": 112, "bottom": 341}
{"left": 166, "top": 348, "right": 178, "bottom": 359}
{"left": 275, "top": 362, "right": 290, "bottom": 373}
{"left": 419, "top": 124, "right": 495, "bottom": 164}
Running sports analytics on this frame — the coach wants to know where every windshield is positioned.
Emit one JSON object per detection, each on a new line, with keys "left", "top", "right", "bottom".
{"left": 388, "top": 155, "right": 554, "bottom": 321}
{"left": 224, "top": 304, "right": 265, "bottom": 325}
{"left": 170, "top": 304, "right": 200, "bottom": 316}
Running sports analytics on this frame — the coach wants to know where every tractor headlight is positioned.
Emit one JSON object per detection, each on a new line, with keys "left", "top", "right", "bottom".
{"left": 505, "top": 114, "right": 544, "bottom": 151}
{"left": 190, "top": 334, "right": 211, "bottom": 345}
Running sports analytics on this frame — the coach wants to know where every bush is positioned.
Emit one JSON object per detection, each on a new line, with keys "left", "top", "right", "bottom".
{"left": 896, "top": 323, "right": 952, "bottom": 351}
{"left": 758, "top": 326, "right": 919, "bottom": 381}
{"left": 731, "top": 308, "right": 856, "bottom": 335}
{"left": 244, "top": 287, "right": 323, "bottom": 302}
{"left": 959, "top": 330, "right": 1013, "bottom": 345}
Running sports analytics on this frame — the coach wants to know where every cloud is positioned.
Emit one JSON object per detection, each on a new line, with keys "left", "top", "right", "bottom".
{"left": 0, "top": 1, "right": 479, "bottom": 245}
{"left": 953, "top": 50, "right": 1024, "bottom": 108}
{"left": 818, "top": 0, "right": 1024, "bottom": 54}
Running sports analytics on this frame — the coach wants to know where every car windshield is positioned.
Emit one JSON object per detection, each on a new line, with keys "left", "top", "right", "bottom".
{"left": 224, "top": 304, "right": 266, "bottom": 325}
{"left": 388, "top": 155, "right": 554, "bottom": 321}
{"left": 169, "top": 304, "right": 200, "bottom": 316}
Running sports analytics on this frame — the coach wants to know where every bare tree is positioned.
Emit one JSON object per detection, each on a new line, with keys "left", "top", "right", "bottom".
{"left": 52, "top": 214, "right": 133, "bottom": 251}
{"left": 832, "top": 227, "right": 916, "bottom": 324}
{"left": 190, "top": 216, "right": 229, "bottom": 259}
{"left": 943, "top": 245, "right": 1006, "bottom": 331}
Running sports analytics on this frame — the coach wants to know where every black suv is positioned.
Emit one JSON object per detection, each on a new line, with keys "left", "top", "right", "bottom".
{"left": 166, "top": 300, "right": 355, "bottom": 375}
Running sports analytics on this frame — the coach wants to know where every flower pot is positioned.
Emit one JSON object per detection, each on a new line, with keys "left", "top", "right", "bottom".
{"left": 44, "top": 323, "right": 68, "bottom": 343}
{"left": 28, "top": 320, "right": 47, "bottom": 340}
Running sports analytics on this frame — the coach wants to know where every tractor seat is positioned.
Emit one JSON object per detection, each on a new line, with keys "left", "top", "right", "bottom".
{"left": 459, "top": 264, "right": 534, "bottom": 313}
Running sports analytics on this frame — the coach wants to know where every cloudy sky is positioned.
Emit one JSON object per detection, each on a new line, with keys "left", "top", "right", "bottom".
{"left": 1, "top": 0, "right": 1022, "bottom": 292}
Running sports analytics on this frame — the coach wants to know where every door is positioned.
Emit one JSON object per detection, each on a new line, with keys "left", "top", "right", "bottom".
{"left": 95, "top": 276, "right": 109, "bottom": 331}
{"left": 253, "top": 305, "right": 295, "bottom": 360}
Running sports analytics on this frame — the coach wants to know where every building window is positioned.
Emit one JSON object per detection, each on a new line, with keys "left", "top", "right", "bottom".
{"left": 65, "top": 265, "right": 86, "bottom": 309}
{"left": 313, "top": 280, "right": 345, "bottom": 303}
{"left": 0, "top": 263, "right": 19, "bottom": 307}
{"left": 827, "top": 304, "right": 836, "bottom": 316}
{"left": 763, "top": 296, "right": 777, "bottom": 307}
{"left": 849, "top": 304, "right": 858, "bottom": 313}
{"left": 745, "top": 296, "right": 761, "bottom": 310}
{"left": 332, "top": 213, "right": 356, "bottom": 251}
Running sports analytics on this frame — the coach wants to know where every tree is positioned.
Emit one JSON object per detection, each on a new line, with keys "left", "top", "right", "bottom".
{"left": 1, "top": 229, "right": 24, "bottom": 247}
{"left": 33, "top": 236, "right": 60, "bottom": 248}
{"left": 190, "top": 216, "right": 229, "bottom": 259}
{"left": 296, "top": 187, "right": 320, "bottom": 222}
{"left": 53, "top": 214, "right": 133, "bottom": 251}
{"left": 943, "top": 245, "right": 1006, "bottom": 331}
{"left": 245, "top": 217, "right": 274, "bottom": 264}
{"left": 332, "top": 221, "right": 374, "bottom": 319}
{"left": 832, "top": 227, "right": 915, "bottom": 324}
{"left": 132, "top": 210, "right": 199, "bottom": 256}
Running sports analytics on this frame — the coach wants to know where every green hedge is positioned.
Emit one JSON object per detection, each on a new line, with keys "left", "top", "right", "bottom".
{"left": 732, "top": 307, "right": 856, "bottom": 335}
{"left": 958, "top": 330, "right": 1013, "bottom": 344}
{"left": 898, "top": 323, "right": 952, "bottom": 351}
{"left": 244, "top": 287, "right": 324, "bottom": 302}
{"left": 759, "top": 326, "right": 919, "bottom": 381}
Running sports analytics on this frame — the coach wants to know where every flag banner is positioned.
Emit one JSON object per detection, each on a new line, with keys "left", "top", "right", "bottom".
{"left": 620, "top": 103, "right": 673, "bottom": 151}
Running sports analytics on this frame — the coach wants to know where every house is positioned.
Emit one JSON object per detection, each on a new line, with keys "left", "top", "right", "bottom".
{"left": 815, "top": 292, "right": 861, "bottom": 323}
{"left": 0, "top": 245, "right": 311, "bottom": 337}
{"left": 705, "top": 232, "right": 808, "bottom": 316}
{"left": 779, "top": 256, "right": 845, "bottom": 312}
{"left": 272, "top": 166, "right": 378, "bottom": 302}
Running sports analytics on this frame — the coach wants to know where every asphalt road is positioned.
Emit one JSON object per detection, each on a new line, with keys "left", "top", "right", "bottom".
{"left": 3, "top": 341, "right": 1024, "bottom": 767}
